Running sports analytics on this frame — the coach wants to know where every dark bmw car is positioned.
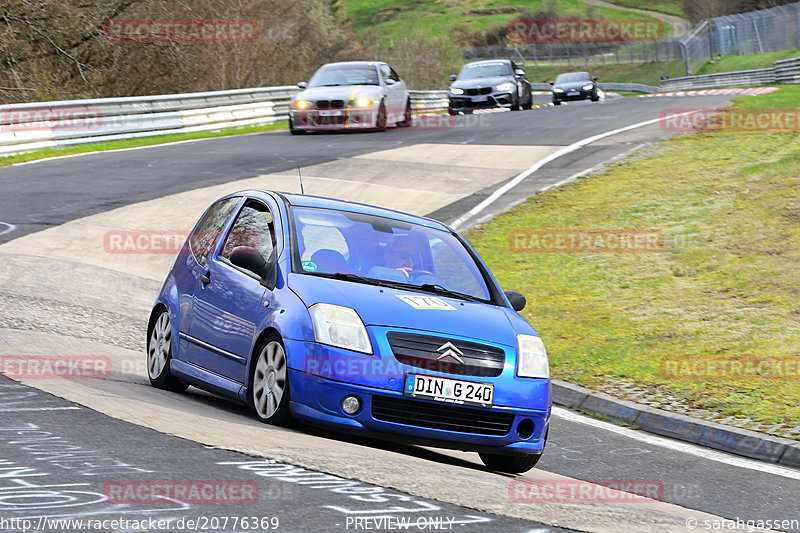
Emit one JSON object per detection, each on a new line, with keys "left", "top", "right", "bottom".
{"left": 550, "top": 72, "right": 600, "bottom": 105}
{"left": 448, "top": 60, "right": 532, "bottom": 114}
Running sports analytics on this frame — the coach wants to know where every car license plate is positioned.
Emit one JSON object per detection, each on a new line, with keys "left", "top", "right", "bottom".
{"left": 318, "top": 109, "right": 343, "bottom": 117}
{"left": 473, "top": 95, "right": 488, "bottom": 102}
{"left": 568, "top": 91, "right": 579, "bottom": 96}
{"left": 404, "top": 374, "right": 493, "bottom": 407}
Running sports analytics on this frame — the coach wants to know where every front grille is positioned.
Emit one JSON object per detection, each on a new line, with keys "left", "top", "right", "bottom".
{"left": 315, "top": 99, "right": 345, "bottom": 109}
{"left": 387, "top": 332, "right": 505, "bottom": 377}
{"left": 372, "top": 395, "right": 513, "bottom": 436}
{"left": 464, "top": 87, "right": 493, "bottom": 96}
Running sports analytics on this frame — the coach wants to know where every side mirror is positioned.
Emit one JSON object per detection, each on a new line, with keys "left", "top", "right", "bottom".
{"left": 593, "top": 77, "right": 598, "bottom": 82}
{"left": 514, "top": 69, "right": 525, "bottom": 76}
{"left": 548, "top": 81, "right": 554, "bottom": 85}
{"left": 230, "top": 246, "right": 277, "bottom": 290}
{"left": 384, "top": 78, "right": 396, "bottom": 85}
{"left": 449, "top": 74, "right": 457, "bottom": 82}
{"left": 297, "top": 82, "right": 308, "bottom": 89}
{"left": 504, "top": 290, "right": 526, "bottom": 312}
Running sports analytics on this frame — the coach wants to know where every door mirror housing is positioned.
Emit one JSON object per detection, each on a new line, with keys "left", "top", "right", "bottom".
{"left": 548, "top": 81, "right": 554, "bottom": 85}
{"left": 593, "top": 77, "right": 598, "bottom": 82}
{"left": 514, "top": 69, "right": 525, "bottom": 76}
{"left": 449, "top": 74, "right": 457, "bottom": 82}
{"left": 230, "top": 247, "right": 278, "bottom": 290}
{"left": 504, "top": 290, "right": 527, "bottom": 312}
{"left": 384, "top": 78, "right": 396, "bottom": 86}
{"left": 297, "top": 82, "right": 308, "bottom": 89}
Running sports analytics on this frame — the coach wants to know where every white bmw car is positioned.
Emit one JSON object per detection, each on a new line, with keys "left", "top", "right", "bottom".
{"left": 289, "top": 61, "right": 411, "bottom": 134}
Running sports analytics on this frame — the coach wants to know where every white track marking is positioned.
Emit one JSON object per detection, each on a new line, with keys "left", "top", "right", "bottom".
{"left": 8, "top": 130, "right": 278, "bottom": 167}
{"left": 0, "top": 406, "right": 81, "bottom": 412}
{"left": 450, "top": 110, "right": 710, "bottom": 230}
{"left": 0, "top": 222, "right": 16, "bottom": 236}
{"left": 553, "top": 407, "right": 800, "bottom": 481}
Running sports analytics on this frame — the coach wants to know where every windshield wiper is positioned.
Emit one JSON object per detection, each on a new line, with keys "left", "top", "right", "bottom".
{"left": 419, "top": 284, "right": 482, "bottom": 303}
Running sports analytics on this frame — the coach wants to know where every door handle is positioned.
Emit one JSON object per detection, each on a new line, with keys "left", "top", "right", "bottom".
{"left": 199, "top": 273, "right": 211, "bottom": 284}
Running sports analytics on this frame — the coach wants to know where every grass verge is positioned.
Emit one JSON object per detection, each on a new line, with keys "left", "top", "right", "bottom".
{"left": 465, "top": 87, "right": 800, "bottom": 435}
{"left": 0, "top": 121, "right": 288, "bottom": 167}
{"left": 341, "top": 0, "right": 668, "bottom": 45}
{"left": 601, "top": 0, "right": 684, "bottom": 17}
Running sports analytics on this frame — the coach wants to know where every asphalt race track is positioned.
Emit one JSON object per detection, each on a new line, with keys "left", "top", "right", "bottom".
{"left": 1, "top": 95, "right": 798, "bottom": 533}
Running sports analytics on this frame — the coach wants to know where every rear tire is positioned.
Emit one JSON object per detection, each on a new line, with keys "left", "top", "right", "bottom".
{"left": 553, "top": 100, "right": 561, "bottom": 106}
{"left": 249, "top": 334, "right": 292, "bottom": 425}
{"left": 147, "top": 309, "right": 188, "bottom": 392}
{"left": 479, "top": 452, "right": 541, "bottom": 474}
{"left": 522, "top": 93, "right": 533, "bottom": 110}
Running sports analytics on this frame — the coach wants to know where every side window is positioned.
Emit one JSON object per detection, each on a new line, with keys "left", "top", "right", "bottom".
{"left": 221, "top": 201, "right": 275, "bottom": 263}
{"left": 190, "top": 197, "right": 239, "bottom": 266}
{"left": 388, "top": 67, "right": 401, "bottom": 82}
{"left": 379, "top": 64, "right": 392, "bottom": 83}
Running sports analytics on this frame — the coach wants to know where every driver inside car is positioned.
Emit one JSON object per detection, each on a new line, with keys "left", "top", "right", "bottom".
{"left": 383, "top": 238, "right": 417, "bottom": 278}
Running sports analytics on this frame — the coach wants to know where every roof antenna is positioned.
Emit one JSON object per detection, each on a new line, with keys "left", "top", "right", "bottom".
{"left": 297, "top": 166, "right": 305, "bottom": 194}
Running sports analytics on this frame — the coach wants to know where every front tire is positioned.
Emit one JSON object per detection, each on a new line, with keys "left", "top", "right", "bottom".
{"left": 375, "top": 102, "right": 387, "bottom": 132}
{"left": 249, "top": 335, "right": 292, "bottom": 425}
{"left": 147, "top": 310, "right": 188, "bottom": 392}
{"left": 479, "top": 452, "right": 541, "bottom": 474}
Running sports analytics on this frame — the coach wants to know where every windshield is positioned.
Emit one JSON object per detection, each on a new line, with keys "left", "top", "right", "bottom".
{"left": 291, "top": 207, "right": 492, "bottom": 302}
{"left": 308, "top": 65, "right": 379, "bottom": 87}
{"left": 555, "top": 72, "right": 591, "bottom": 84}
{"left": 458, "top": 62, "right": 512, "bottom": 80}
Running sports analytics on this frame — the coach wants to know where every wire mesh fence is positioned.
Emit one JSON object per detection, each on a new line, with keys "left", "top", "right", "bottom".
{"left": 462, "top": 2, "right": 800, "bottom": 76}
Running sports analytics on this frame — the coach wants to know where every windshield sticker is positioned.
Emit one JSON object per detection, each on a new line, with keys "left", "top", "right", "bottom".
{"left": 396, "top": 295, "right": 456, "bottom": 310}
{"left": 302, "top": 261, "right": 318, "bottom": 272}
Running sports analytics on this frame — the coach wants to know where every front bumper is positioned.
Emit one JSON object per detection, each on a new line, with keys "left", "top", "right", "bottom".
{"left": 552, "top": 89, "right": 596, "bottom": 102}
{"left": 449, "top": 91, "right": 515, "bottom": 112}
{"left": 282, "top": 332, "right": 551, "bottom": 454}
{"left": 290, "top": 108, "right": 380, "bottom": 131}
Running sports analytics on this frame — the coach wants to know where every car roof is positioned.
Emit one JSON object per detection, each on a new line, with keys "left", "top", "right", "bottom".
{"left": 557, "top": 71, "right": 591, "bottom": 77}
{"left": 230, "top": 190, "right": 450, "bottom": 232}
{"left": 317, "top": 61, "right": 382, "bottom": 68}
{"left": 464, "top": 59, "right": 511, "bottom": 66}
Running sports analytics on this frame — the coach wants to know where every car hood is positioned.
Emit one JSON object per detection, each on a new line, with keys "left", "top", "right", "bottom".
{"left": 289, "top": 273, "right": 520, "bottom": 347}
{"left": 451, "top": 76, "right": 513, "bottom": 90}
{"left": 554, "top": 80, "right": 592, "bottom": 91}
{"left": 294, "top": 85, "right": 383, "bottom": 102}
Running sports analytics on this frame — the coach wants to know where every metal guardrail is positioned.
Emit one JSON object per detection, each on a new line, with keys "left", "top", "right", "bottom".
{"left": 661, "top": 67, "right": 777, "bottom": 90}
{"left": 408, "top": 90, "right": 449, "bottom": 113}
{"left": 775, "top": 57, "right": 800, "bottom": 84}
{"left": 0, "top": 86, "right": 298, "bottom": 156}
{"left": 0, "top": 88, "right": 457, "bottom": 156}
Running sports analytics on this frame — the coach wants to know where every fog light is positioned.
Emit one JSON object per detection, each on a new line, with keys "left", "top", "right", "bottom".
{"left": 341, "top": 395, "right": 361, "bottom": 415}
{"left": 517, "top": 418, "right": 535, "bottom": 439}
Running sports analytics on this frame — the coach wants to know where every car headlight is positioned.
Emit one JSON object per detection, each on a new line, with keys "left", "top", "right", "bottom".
{"left": 582, "top": 84, "right": 594, "bottom": 91}
{"left": 450, "top": 87, "right": 464, "bottom": 95}
{"left": 309, "top": 303, "right": 372, "bottom": 354}
{"left": 516, "top": 334, "right": 549, "bottom": 378}
{"left": 496, "top": 82, "right": 514, "bottom": 92}
{"left": 293, "top": 100, "right": 311, "bottom": 110}
{"left": 553, "top": 88, "right": 564, "bottom": 93}
{"left": 352, "top": 97, "right": 374, "bottom": 107}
